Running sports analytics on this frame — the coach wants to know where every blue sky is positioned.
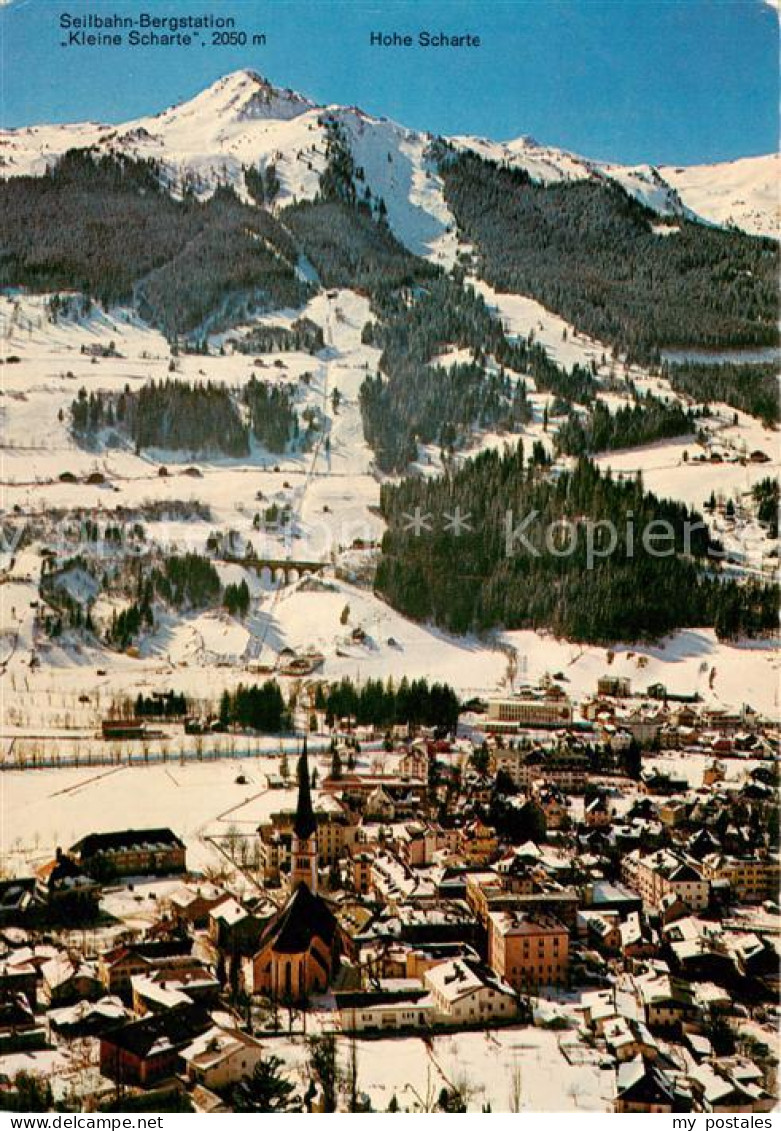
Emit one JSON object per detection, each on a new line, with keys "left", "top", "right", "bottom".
{"left": 1, "top": 0, "right": 778, "bottom": 164}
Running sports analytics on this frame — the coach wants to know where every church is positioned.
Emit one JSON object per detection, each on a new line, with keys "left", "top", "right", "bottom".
{"left": 252, "top": 741, "right": 353, "bottom": 1001}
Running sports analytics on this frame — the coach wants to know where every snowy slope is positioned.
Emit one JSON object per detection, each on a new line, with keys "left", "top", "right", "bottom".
{"left": 1, "top": 69, "right": 776, "bottom": 252}
{"left": 659, "top": 154, "right": 780, "bottom": 238}
{"left": 449, "top": 133, "right": 593, "bottom": 185}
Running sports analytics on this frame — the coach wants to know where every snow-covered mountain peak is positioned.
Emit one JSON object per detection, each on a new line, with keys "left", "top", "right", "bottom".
{"left": 153, "top": 69, "right": 317, "bottom": 127}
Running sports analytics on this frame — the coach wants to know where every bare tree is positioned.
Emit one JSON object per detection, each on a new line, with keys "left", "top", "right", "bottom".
{"left": 508, "top": 1060, "right": 523, "bottom": 1113}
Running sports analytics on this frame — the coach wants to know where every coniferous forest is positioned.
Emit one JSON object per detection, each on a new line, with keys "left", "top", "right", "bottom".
{"left": 662, "top": 361, "right": 780, "bottom": 425}
{"left": 555, "top": 397, "right": 697, "bottom": 456}
{"left": 438, "top": 148, "right": 779, "bottom": 363}
{"left": 0, "top": 151, "right": 308, "bottom": 335}
{"left": 359, "top": 277, "right": 593, "bottom": 472}
{"left": 71, "top": 378, "right": 298, "bottom": 456}
{"left": 316, "top": 676, "right": 460, "bottom": 731}
{"left": 219, "top": 682, "right": 290, "bottom": 732}
{"left": 375, "top": 446, "right": 777, "bottom": 643}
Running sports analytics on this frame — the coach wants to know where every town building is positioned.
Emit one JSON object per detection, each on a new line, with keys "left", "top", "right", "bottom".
{"left": 485, "top": 696, "right": 573, "bottom": 734}
{"left": 69, "top": 828, "right": 186, "bottom": 880}
{"left": 487, "top": 910, "right": 569, "bottom": 991}
{"left": 622, "top": 849, "right": 710, "bottom": 912}
{"left": 423, "top": 958, "right": 517, "bottom": 1024}
{"left": 99, "top": 1002, "right": 211, "bottom": 1088}
{"left": 181, "top": 1025, "right": 265, "bottom": 1091}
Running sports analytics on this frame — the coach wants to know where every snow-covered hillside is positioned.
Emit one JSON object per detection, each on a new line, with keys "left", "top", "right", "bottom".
{"left": 1, "top": 69, "right": 776, "bottom": 250}
{"left": 0, "top": 279, "right": 777, "bottom": 725}
{"left": 660, "top": 154, "right": 780, "bottom": 238}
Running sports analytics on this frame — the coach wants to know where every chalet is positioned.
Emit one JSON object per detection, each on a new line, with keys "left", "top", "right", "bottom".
{"left": 603, "top": 1017, "right": 658, "bottom": 1064}
{"left": 98, "top": 941, "right": 193, "bottom": 1000}
{"left": 533, "top": 785, "right": 570, "bottom": 831}
{"left": 689, "top": 1063, "right": 774, "bottom": 1113}
{"left": 132, "top": 962, "right": 220, "bottom": 1016}
{"left": 207, "top": 897, "right": 267, "bottom": 955}
{"left": 165, "top": 884, "right": 227, "bottom": 931}
{"left": 457, "top": 819, "right": 499, "bottom": 865}
{"left": 635, "top": 973, "right": 698, "bottom": 1033}
{"left": 619, "top": 913, "right": 657, "bottom": 961}
{"left": 181, "top": 1025, "right": 266, "bottom": 1091}
{"left": 577, "top": 910, "right": 622, "bottom": 954}
{"left": 48, "top": 997, "right": 128, "bottom": 1040}
{"left": 585, "top": 795, "right": 612, "bottom": 828}
{"left": 424, "top": 958, "right": 517, "bottom": 1024}
{"left": 615, "top": 1058, "right": 683, "bottom": 1113}
{"left": 397, "top": 747, "right": 428, "bottom": 780}
{"left": 641, "top": 768, "right": 689, "bottom": 796}
{"left": 40, "top": 955, "right": 102, "bottom": 1007}
{"left": 364, "top": 785, "right": 396, "bottom": 821}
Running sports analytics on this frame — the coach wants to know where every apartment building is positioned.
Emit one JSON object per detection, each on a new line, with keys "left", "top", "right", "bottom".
{"left": 487, "top": 909, "right": 569, "bottom": 990}
{"left": 622, "top": 849, "right": 710, "bottom": 912}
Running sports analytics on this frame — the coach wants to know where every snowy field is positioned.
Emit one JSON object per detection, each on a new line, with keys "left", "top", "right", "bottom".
{"left": 272, "top": 1025, "right": 614, "bottom": 1112}
{"left": 1, "top": 758, "right": 319, "bottom": 876}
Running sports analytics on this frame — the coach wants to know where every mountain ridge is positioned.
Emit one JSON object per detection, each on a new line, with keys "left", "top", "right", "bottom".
{"left": 1, "top": 69, "right": 777, "bottom": 246}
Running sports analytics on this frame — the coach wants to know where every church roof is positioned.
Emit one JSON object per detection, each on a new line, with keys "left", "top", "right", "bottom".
{"left": 257, "top": 883, "right": 339, "bottom": 956}
{"left": 294, "top": 739, "right": 317, "bottom": 840}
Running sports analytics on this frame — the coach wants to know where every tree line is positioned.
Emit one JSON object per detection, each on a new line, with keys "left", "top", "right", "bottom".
{"left": 0, "top": 150, "right": 309, "bottom": 337}
{"left": 230, "top": 317, "right": 325, "bottom": 356}
{"left": 662, "top": 360, "right": 779, "bottom": 426}
{"left": 313, "top": 675, "right": 460, "bottom": 730}
{"left": 134, "top": 690, "right": 189, "bottom": 717}
{"left": 555, "top": 396, "right": 697, "bottom": 456}
{"left": 218, "top": 681, "right": 289, "bottom": 732}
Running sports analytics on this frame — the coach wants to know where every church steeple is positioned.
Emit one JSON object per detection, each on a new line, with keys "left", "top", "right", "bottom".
{"left": 294, "top": 738, "right": 317, "bottom": 840}
{"left": 290, "top": 738, "right": 318, "bottom": 893}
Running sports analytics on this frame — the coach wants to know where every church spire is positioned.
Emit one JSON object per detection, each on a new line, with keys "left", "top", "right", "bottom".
{"left": 293, "top": 737, "right": 317, "bottom": 841}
